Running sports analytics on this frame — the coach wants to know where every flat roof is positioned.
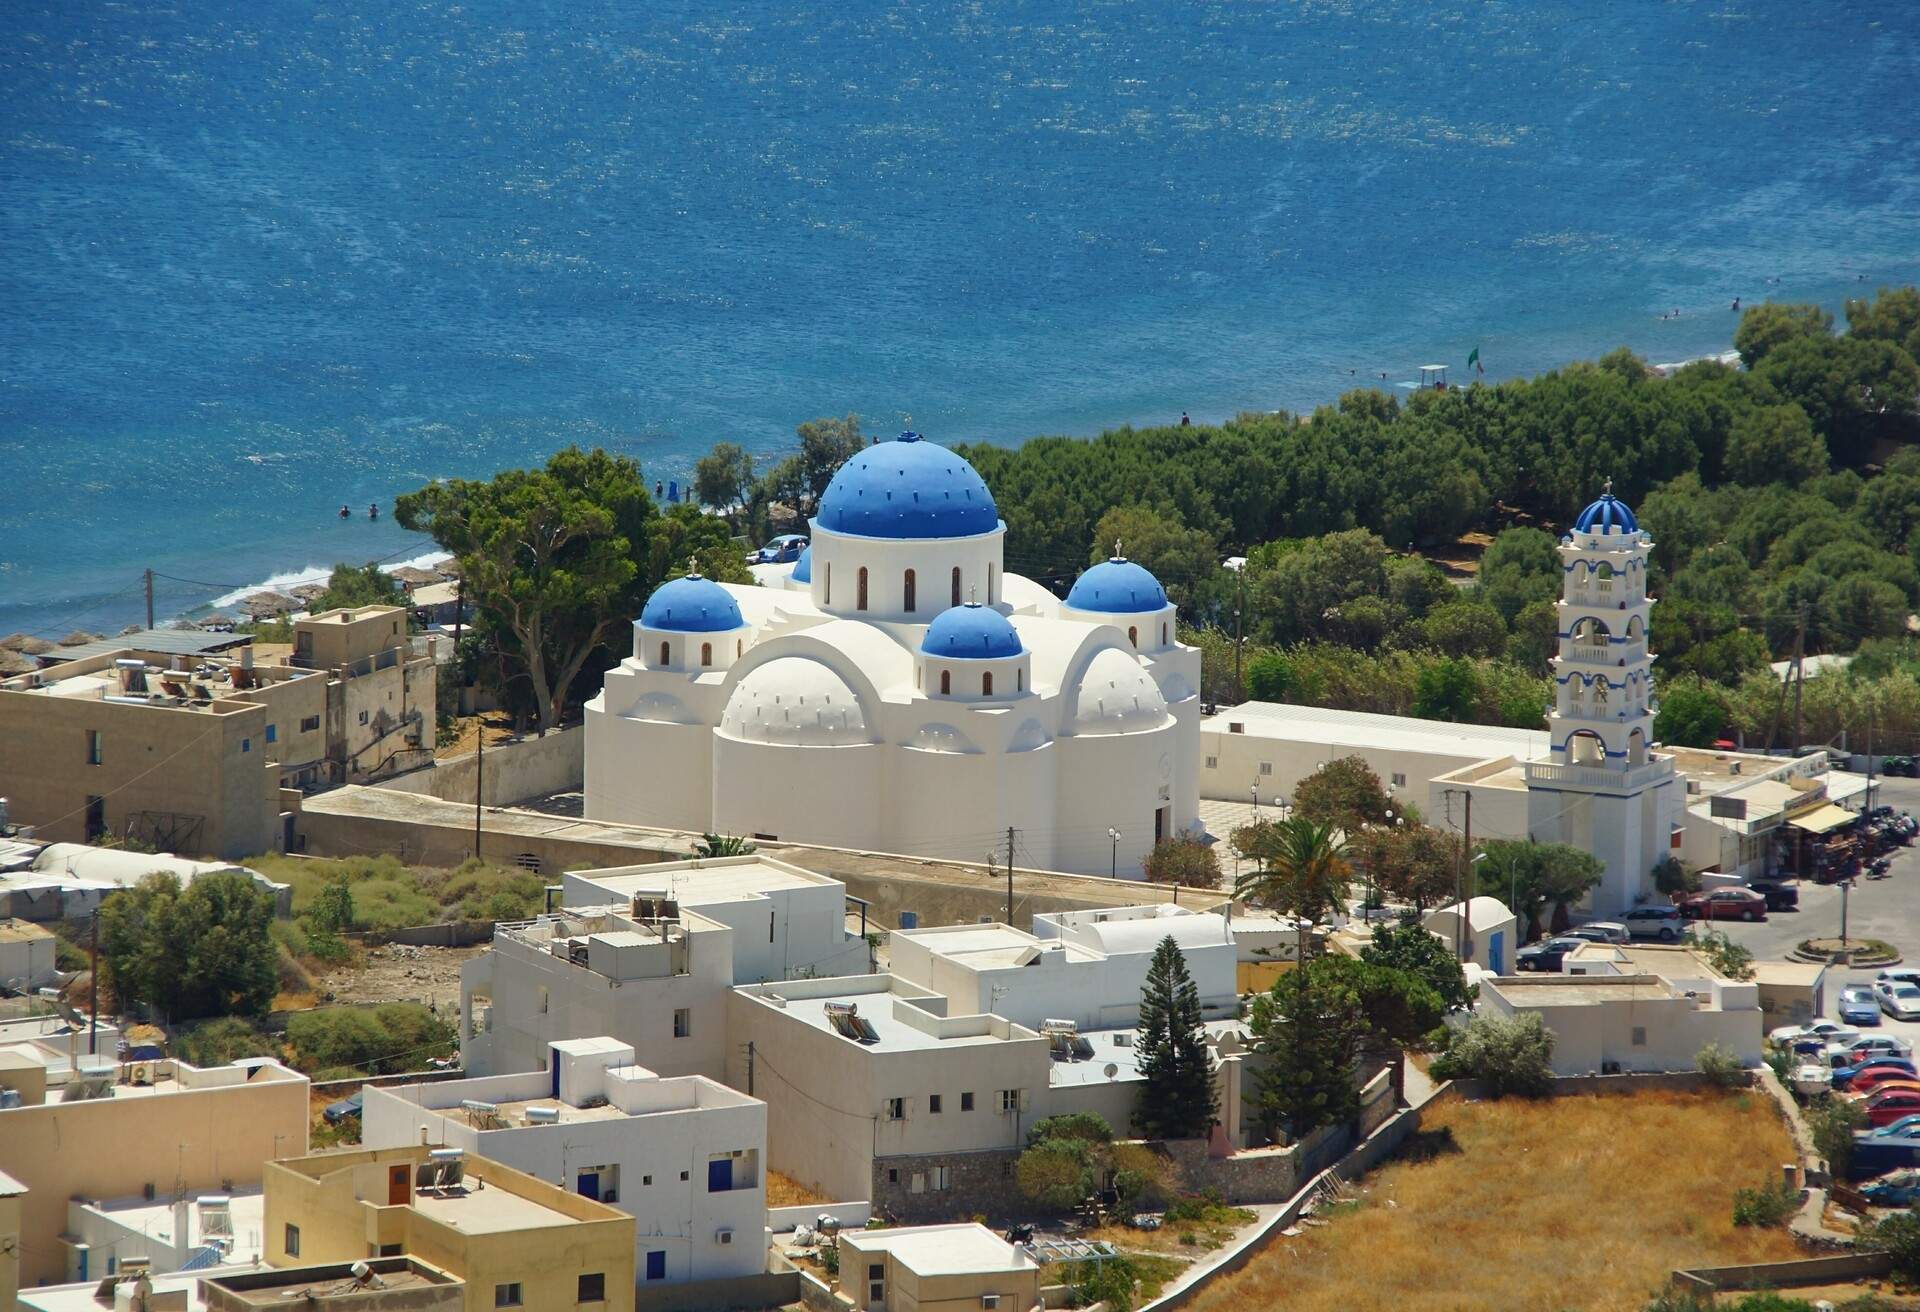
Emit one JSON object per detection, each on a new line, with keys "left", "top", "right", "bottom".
{"left": 1202, "top": 701, "right": 1549, "bottom": 759}
{"left": 1046, "top": 1019, "right": 1243, "bottom": 1089}
{"left": 575, "top": 857, "right": 834, "bottom": 904}
{"left": 408, "top": 1181, "right": 582, "bottom": 1236}
{"left": 1490, "top": 976, "right": 1680, "bottom": 1006}
{"left": 86, "top": 1188, "right": 264, "bottom": 1255}
{"left": 760, "top": 986, "right": 1013, "bottom": 1053}
{"left": 845, "top": 1223, "right": 1037, "bottom": 1276}
{"left": 33, "top": 630, "right": 253, "bottom": 663}
{"left": 1564, "top": 942, "right": 1721, "bottom": 979}
{"left": 207, "top": 1264, "right": 452, "bottom": 1307}
{"left": 0, "top": 918, "right": 53, "bottom": 943}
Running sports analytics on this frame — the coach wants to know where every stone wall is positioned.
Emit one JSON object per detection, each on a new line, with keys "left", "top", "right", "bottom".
{"left": 634, "top": 1272, "right": 800, "bottom": 1312}
{"left": 375, "top": 725, "right": 584, "bottom": 807}
{"left": 870, "top": 1147, "right": 1023, "bottom": 1223}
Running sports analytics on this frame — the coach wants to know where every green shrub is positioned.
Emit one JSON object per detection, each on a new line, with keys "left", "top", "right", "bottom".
{"left": 1015, "top": 1139, "right": 1096, "bottom": 1211}
{"left": 1026, "top": 1111, "right": 1113, "bottom": 1147}
{"left": 285, "top": 1002, "right": 455, "bottom": 1076}
{"left": 1807, "top": 1096, "right": 1866, "bottom": 1178}
{"left": 1858, "top": 1209, "right": 1920, "bottom": 1284}
{"left": 174, "top": 1017, "right": 279, "bottom": 1067}
{"left": 1730, "top": 1177, "right": 1799, "bottom": 1228}
{"left": 1696, "top": 1043, "right": 1747, "bottom": 1089}
{"left": 1430, "top": 1013, "right": 1555, "bottom": 1097}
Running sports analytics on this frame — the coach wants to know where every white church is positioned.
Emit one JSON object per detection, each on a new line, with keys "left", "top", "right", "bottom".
{"left": 584, "top": 432, "right": 1203, "bottom": 877}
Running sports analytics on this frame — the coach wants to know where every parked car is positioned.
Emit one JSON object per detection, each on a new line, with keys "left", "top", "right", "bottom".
{"left": 1850, "top": 1126, "right": 1920, "bottom": 1177}
{"left": 746, "top": 534, "right": 808, "bottom": 565}
{"left": 1870, "top": 1114, "right": 1920, "bottom": 1138}
{"left": 1747, "top": 878, "right": 1800, "bottom": 912}
{"left": 1768, "top": 1018, "right": 1862, "bottom": 1049}
{"left": 1877, "top": 981, "right": 1920, "bottom": 1021}
{"left": 1862, "top": 1089, "right": 1920, "bottom": 1128}
{"left": 1878, "top": 967, "right": 1920, "bottom": 989}
{"left": 1679, "top": 887, "right": 1768, "bottom": 922}
{"left": 1515, "top": 936, "right": 1589, "bottom": 973}
{"left": 1844, "top": 1034, "right": 1915, "bottom": 1062}
{"left": 1566, "top": 921, "right": 1630, "bottom": 945}
{"left": 1622, "top": 905, "right": 1685, "bottom": 943}
{"left": 1792, "top": 1063, "right": 1835, "bottom": 1098}
{"left": 1833, "top": 1057, "right": 1918, "bottom": 1091}
{"left": 1863, "top": 1171, "right": 1920, "bottom": 1207}
{"left": 1839, "top": 986, "right": 1886, "bottom": 1026}
{"left": 1847, "top": 1071, "right": 1920, "bottom": 1100}
{"left": 322, "top": 1090, "right": 363, "bottom": 1124}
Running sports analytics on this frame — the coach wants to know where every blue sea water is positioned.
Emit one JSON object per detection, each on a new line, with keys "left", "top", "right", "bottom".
{"left": 2, "top": 1, "right": 1918, "bottom": 636}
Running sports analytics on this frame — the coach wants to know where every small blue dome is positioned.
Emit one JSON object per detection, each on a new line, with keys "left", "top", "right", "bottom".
{"left": 815, "top": 433, "right": 1000, "bottom": 540}
{"left": 1066, "top": 558, "right": 1168, "bottom": 613}
{"left": 1573, "top": 492, "right": 1639, "bottom": 535}
{"left": 639, "top": 574, "right": 743, "bottom": 633}
{"left": 921, "top": 604, "right": 1023, "bottom": 660}
{"left": 791, "top": 546, "right": 812, "bottom": 584}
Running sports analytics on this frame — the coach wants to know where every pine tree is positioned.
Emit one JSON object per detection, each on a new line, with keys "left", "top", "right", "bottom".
{"left": 1133, "top": 936, "right": 1219, "bottom": 1140}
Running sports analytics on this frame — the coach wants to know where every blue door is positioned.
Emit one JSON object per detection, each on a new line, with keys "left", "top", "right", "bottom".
{"left": 577, "top": 1171, "right": 599, "bottom": 1201}
{"left": 1489, "top": 930, "right": 1506, "bottom": 976}
{"left": 708, "top": 1158, "right": 733, "bottom": 1192}
{"left": 646, "top": 1251, "right": 667, "bottom": 1282}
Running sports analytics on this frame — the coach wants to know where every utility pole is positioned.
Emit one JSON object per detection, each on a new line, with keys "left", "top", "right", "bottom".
{"left": 474, "top": 725, "right": 484, "bottom": 862}
{"left": 1867, "top": 695, "right": 1877, "bottom": 813}
{"left": 450, "top": 575, "right": 466, "bottom": 715}
{"left": 1233, "top": 565, "right": 1246, "bottom": 702}
{"left": 1766, "top": 606, "right": 1808, "bottom": 751}
{"left": 1005, "top": 827, "right": 1016, "bottom": 926}
{"left": 143, "top": 568, "right": 155, "bottom": 632}
{"left": 1459, "top": 792, "right": 1471, "bottom": 963}
{"left": 89, "top": 910, "right": 99, "bottom": 1055}
{"left": 745, "top": 1040, "right": 755, "bottom": 1097}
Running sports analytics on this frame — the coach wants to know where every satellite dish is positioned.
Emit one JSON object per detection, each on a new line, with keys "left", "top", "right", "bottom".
{"left": 1103, "top": 1063, "right": 1119, "bottom": 1080}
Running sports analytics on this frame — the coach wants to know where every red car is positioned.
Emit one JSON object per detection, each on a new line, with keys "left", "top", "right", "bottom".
{"left": 1864, "top": 1089, "right": 1920, "bottom": 1127}
{"left": 1849, "top": 1069, "right": 1920, "bottom": 1098}
{"left": 1679, "top": 888, "right": 1768, "bottom": 922}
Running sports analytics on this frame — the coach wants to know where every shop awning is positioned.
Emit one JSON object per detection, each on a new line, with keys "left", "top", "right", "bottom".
{"left": 1788, "top": 803, "right": 1858, "bottom": 835}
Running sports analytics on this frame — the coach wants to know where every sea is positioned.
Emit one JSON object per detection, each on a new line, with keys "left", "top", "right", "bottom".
{"left": 3, "top": 1, "right": 1918, "bottom": 638}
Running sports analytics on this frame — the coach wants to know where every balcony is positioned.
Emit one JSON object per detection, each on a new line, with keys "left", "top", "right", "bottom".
{"left": 1562, "top": 590, "right": 1644, "bottom": 611}
{"left": 1557, "top": 642, "right": 1647, "bottom": 668}
{"left": 1525, "top": 757, "right": 1674, "bottom": 792}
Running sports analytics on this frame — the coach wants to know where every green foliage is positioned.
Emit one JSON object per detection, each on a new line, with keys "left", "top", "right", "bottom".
{"left": 1362, "top": 917, "right": 1473, "bottom": 1011}
{"left": 286, "top": 1002, "right": 456, "bottom": 1077}
{"left": 1687, "top": 927, "right": 1756, "bottom": 981}
{"left": 1430, "top": 1012, "right": 1555, "bottom": 1097}
{"left": 1246, "top": 963, "right": 1364, "bottom": 1141}
{"left": 1807, "top": 1095, "right": 1865, "bottom": 1179}
{"left": 1015, "top": 1138, "right": 1097, "bottom": 1211}
{"left": 1653, "top": 680, "right": 1730, "bottom": 747}
{"left": 1141, "top": 835, "right": 1221, "bottom": 889}
{"left": 1651, "top": 856, "right": 1700, "bottom": 897}
{"left": 1696, "top": 1042, "right": 1747, "bottom": 1089}
{"left": 1090, "top": 505, "right": 1221, "bottom": 611}
{"left": 174, "top": 1017, "right": 280, "bottom": 1067}
{"left": 1348, "top": 822, "right": 1461, "bottom": 913}
{"left": 1244, "top": 651, "right": 1293, "bottom": 701}
{"left": 693, "top": 442, "right": 755, "bottom": 519}
{"left": 1232, "top": 818, "right": 1351, "bottom": 932}
{"left": 1133, "top": 938, "right": 1219, "bottom": 1141}
{"left": 1304, "top": 954, "right": 1446, "bottom": 1050}
{"left": 1730, "top": 1177, "right": 1799, "bottom": 1228}
{"left": 696, "top": 833, "right": 758, "bottom": 858}
{"left": 1734, "top": 301, "right": 1834, "bottom": 367}
{"left": 819, "top": 1240, "right": 839, "bottom": 1278}
{"left": 1026, "top": 1112, "right": 1114, "bottom": 1147}
{"left": 312, "top": 562, "right": 405, "bottom": 614}
{"left": 1859, "top": 1209, "right": 1920, "bottom": 1285}
{"left": 309, "top": 877, "right": 355, "bottom": 933}
{"left": 99, "top": 872, "right": 278, "bottom": 1021}
{"left": 1474, "top": 840, "right": 1604, "bottom": 940}
{"left": 1290, "top": 755, "right": 1394, "bottom": 833}
{"left": 1412, "top": 657, "right": 1479, "bottom": 722}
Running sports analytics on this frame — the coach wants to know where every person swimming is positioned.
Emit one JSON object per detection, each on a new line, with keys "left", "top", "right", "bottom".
{"left": 1731, "top": 297, "right": 1740, "bottom": 311}
{"left": 339, "top": 504, "right": 351, "bottom": 519}
{"left": 368, "top": 502, "right": 379, "bottom": 519}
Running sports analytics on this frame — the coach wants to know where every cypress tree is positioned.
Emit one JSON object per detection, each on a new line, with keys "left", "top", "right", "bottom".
{"left": 1133, "top": 936, "right": 1219, "bottom": 1140}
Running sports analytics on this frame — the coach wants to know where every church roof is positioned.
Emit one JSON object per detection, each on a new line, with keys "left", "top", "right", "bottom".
{"left": 1573, "top": 491, "right": 1638, "bottom": 535}
{"left": 1065, "top": 557, "right": 1167, "bottom": 613}
{"left": 639, "top": 573, "right": 743, "bottom": 633}
{"left": 790, "top": 545, "right": 812, "bottom": 584}
{"left": 922, "top": 604, "right": 1023, "bottom": 660}
{"left": 815, "top": 433, "right": 1000, "bottom": 540}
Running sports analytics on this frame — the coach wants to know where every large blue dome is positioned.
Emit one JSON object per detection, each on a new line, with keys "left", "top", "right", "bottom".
{"left": 1066, "top": 558, "right": 1168, "bottom": 613}
{"left": 815, "top": 433, "right": 1000, "bottom": 539}
{"left": 922, "top": 604, "right": 1023, "bottom": 660}
{"left": 1573, "top": 492, "right": 1639, "bottom": 535}
{"left": 639, "top": 574, "right": 743, "bottom": 632}
{"left": 790, "top": 546, "right": 812, "bottom": 584}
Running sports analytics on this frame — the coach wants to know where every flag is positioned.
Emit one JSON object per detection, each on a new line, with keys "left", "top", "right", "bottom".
{"left": 1467, "top": 346, "right": 1484, "bottom": 374}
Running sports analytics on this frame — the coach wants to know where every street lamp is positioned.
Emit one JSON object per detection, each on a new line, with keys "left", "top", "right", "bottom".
{"left": 1250, "top": 782, "right": 1259, "bottom": 812}
{"left": 1108, "top": 828, "right": 1121, "bottom": 879}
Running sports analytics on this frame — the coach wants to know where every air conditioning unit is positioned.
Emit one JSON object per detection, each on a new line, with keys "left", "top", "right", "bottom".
{"left": 715, "top": 1228, "right": 734, "bottom": 1245}
{"left": 982, "top": 1297, "right": 1000, "bottom": 1310}
{"left": 127, "top": 1062, "right": 155, "bottom": 1087}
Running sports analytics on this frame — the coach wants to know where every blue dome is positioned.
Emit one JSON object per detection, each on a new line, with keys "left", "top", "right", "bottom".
{"left": 790, "top": 546, "right": 812, "bottom": 584}
{"left": 1066, "top": 558, "right": 1168, "bottom": 613}
{"left": 639, "top": 574, "right": 743, "bottom": 633}
{"left": 921, "top": 604, "right": 1023, "bottom": 660}
{"left": 815, "top": 433, "right": 1000, "bottom": 540}
{"left": 1573, "top": 492, "right": 1639, "bottom": 535}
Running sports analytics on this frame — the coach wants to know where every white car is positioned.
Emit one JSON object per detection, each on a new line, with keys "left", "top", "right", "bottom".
{"left": 1769, "top": 1019, "right": 1862, "bottom": 1049}
{"left": 1876, "top": 980, "right": 1920, "bottom": 1021}
{"left": 1571, "top": 921, "right": 1631, "bottom": 945}
{"left": 1793, "top": 1062, "right": 1836, "bottom": 1098}
{"left": 1879, "top": 967, "right": 1920, "bottom": 989}
{"left": 1842, "top": 1034, "right": 1918, "bottom": 1063}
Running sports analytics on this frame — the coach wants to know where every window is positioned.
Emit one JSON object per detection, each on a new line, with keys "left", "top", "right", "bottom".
{"left": 578, "top": 1273, "right": 606, "bottom": 1303}
{"left": 988, "top": 562, "right": 997, "bottom": 602}
{"left": 379, "top": 1244, "right": 402, "bottom": 1257}
{"left": 952, "top": 566, "right": 962, "bottom": 607}
{"left": 1160, "top": 623, "right": 1167, "bottom": 645}
{"left": 887, "top": 1168, "right": 899, "bottom": 1184}
{"left": 1631, "top": 1026, "right": 1648, "bottom": 1047}
{"left": 674, "top": 1008, "right": 691, "bottom": 1038}
{"left": 85, "top": 729, "right": 102, "bottom": 765}
{"left": 643, "top": 1174, "right": 653, "bottom": 1186}
{"left": 679, "top": 1170, "right": 689, "bottom": 1181}
{"left": 931, "top": 1165, "right": 951, "bottom": 1191}
{"left": 1128, "top": 626, "right": 1138, "bottom": 648}
{"left": 1017, "top": 669, "right": 1024, "bottom": 692}
{"left": 857, "top": 566, "right": 869, "bottom": 611}
{"left": 999, "top": 1088, "right": 1021, "bottom": 1113}
{"left": 940, "top": 670, "right": 950, "bottom": 695}
{"left": 659, "top": 640, "right": 671, "bottom": 666}
{"left": 358, "top": 709, "right": 369, "bottom": 725}
{"left": 736, "top": 639, "right": 743, "bottom": 657}
{"left": 300, "top": 715, "right": 320, "bottom": 733}
{"left": 929, "top": 1094, "right": 942, "bottom": 1114}
{"left": 982, "top": 672, "right": 993, "bottom": 696}
{"left": 645, "top": 1251, "right": 667, "bottom": 1282}
{"left": 982, "top": 1295, "right": 1000, "bottom": 1309}
{"left": 266, "top": 723, "right": 277, "bottom": 744}
{"left": 1259, "top": 761, "right": 1272, "bottom": 775}
{"left": 887, "top": 1097, "right": 906, "bottom": 1120}
{"left": 1391, "top": 772, "right": 1407, "bottom": 788}
{"left": 1205, "top": 755, "right": 1218, "bottom": 770}
{"left": 86, "top": 795, "right": 107, "bottom": 841}
{"left": 701, "top": 642, "right": 712, "bottom": 667}
{"left": 241, "top": 737, "right": 251, "bottom": 754}
{"left": 824, "top": 561, "right": 831, "bottom": 605}
{"left": 910, "top": 1172, "right": 925, "bottom": 1194}
{"left": 961, "top": 1091, "right": 974, "bottom": 1111}
{"left": 904, "top": 568, "right": 916, "bottom": 613}
{"left": 284, "top": 1223, "right": 300, "bottom": 1257}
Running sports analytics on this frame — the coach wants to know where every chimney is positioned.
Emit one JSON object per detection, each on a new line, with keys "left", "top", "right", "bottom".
{"left": 241, "top": 647, "right": 254, "bottom": 670}
{"left": 172, "top": 1197, "right": 190, "bottom": 1248}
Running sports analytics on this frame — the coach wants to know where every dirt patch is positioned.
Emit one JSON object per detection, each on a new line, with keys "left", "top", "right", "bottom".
{"left": 768, "top": 1171, "right": 830, "bottom": 1208}
{"left": 313, "top": 943, "right": 483, "bottom": 1013}
{"left": 437, "top": 710, "right": 517, "bottom": 760}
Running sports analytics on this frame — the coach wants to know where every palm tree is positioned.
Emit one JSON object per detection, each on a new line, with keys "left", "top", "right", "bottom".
{"left": 1232, "top": 817, "right": 1352, "bottom": 964}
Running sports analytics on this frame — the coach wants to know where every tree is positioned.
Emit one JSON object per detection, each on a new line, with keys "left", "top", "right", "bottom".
{"left": 1362, "top": 917, "right": 1473, "bottom": 1011}
{"left": 175, "top": 1017, "right": 279, "bottom": 1067}
{"left": 1142, "top": 835, "right": 1221, "bottom": 889}
{"left": 1232, "top": 818, "right": 1351, "bottom": 963}
{"left": 1134, "top": 937, "right": 1219, "bottom": 1140}
{"left": 1245, "top": 651, "right": 1294, "bottom": 701}
{"left": 286, "top": 1002, "right": 456, "bottom": 1076}
{"left": 395, "top": 447, "right": 653, "bottom": 733}
{"left": 1412, "top": 657, "right": 1479, "bottom": 722}
{"left": 1651, "top": 856, "right": 1700, "bottom": 898}
{"left": 1807, "top": 1096, "right": 1865, "bottom": 1180}
{"left": 1423, "top": 600, "right": 1508, "bottom": 659}
{"left": 1088, "top": 505, "right": 1221, "bottom": 610}
{"left": 1858, "top": 1210, "right": 1920, "bottom": 1286}
{"left": 1474, "top": 840, "right": 1604, "bottom": 939}
{"left": 99, "top": 872, "right": 277, "bottom": 1022}
{"left": 1290, "top": 756, "right": 1393, "bottom": 833}
{"left": 1475, "top": 527, "right": 1562, "bottom": 623}
{"left": 312, "top": 562, "right": 405, "bottom": 613}
{"left": 1246, "top": 965, "right": 1365, "bottom": 1141}
{"left": 1723, "top": 405, "right": 1826, "bottom": 487}
{"left": 792, "top": 414, "right": 865, "bottom": 514}
{"left": 693, "top": 442, "right": 756, "bottom": 521}
{"left": 309, "top": 876, "right": 355, "bottom": 933}
{"left": 1015, "top": 1137, "right": 1097, "bottom": 1210}
{"left": 1349, "top": 823, "right": 1460, "bottom": 913}
{"left": 1652, "top": 681, "right": 1729, "bottom": 747}
{"left": 1305, "top": 954, "right": 1445, "bottom": 1050}
{"left": 1686, "top": 927, "right": 1755, "bottom": 981}
{"left": 1429, "top": 1012, "right": 1555, "bottom": 1097}
{"left": 1733, "top": 302, "right": 1833, "bottom": 368}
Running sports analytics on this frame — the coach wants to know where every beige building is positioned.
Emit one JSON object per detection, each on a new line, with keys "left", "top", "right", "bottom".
{"left": 837, "top": 1224, "right": 1042, "bottom": 1312}
{"left": 264, "top": 1144, "right": 635, "bottom": 1312}
{"left": 0, "top": 606, "right": 434, "bottom": 859}
{"left": 200, "top": 1256, "right": 465, "bottom": 1311}
{"left": 1, "top": 1168, "right": 24, "bottom": 1310}
{"left": 0, "top": 1055, "right": 309, "bottom": 1287}
{"left": 0, "top": 919, "right": 58, "bottom": 990}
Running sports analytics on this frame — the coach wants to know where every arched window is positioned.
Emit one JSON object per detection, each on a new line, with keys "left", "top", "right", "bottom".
{"left": 916, "top": 667, "right": 922, "bottom": 689}
{"left": 983, "top": 672, "right": 994, "bottom": 696}
{"left": 939, "top": 670, "right": 951, "bottom": 695}
{"left": 1017, "top": 668, "right": 1024, "bottom": 692}
{"left": 988, "top": 562, "right": 997, "bottom": 603}
{"left": 736, "top": 640, "right": 743, "bottom": 658}
{"left": 659, "top": 641, "right": 670, "bottom": 666}
{"left": 1160, "top": 623, "right": 1167, "bottom": 646}
{"left": 824, "top": 562, "right": 831, "bottom": 605}
{"left": 951, "top": 567, "right": 962, "bottom": 607}
{"left": 1128, "top": 626, "right": 1138, "bottom": 648}
{"left": 857, "top": 567, "right": 869, "bottom": 611}
{"left": 701, "top": 642, "right": 712, "bottom": 667}
{"left": 903, "top": 569, "right": 916, "bottom": 613}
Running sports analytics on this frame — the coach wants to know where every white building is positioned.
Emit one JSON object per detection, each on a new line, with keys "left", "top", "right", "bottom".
{"left": 1421, "top": 897, "right": 1521, "bottom": 975}
{"left": 61, "top": 1188, "right": 264, "bottom": 1281}
{"left": 362, "top": 1037, "right": 766, "bottom": 1285}
{"left": 837, "top": 1223, "right": 1043, "bottom": 1312}
{"left": 886, "top": 905, "right": 1238, "bottom": 1032}
{"left": 584, "top": 432, "right": 1203, "bottom": 877}
{"left": 459, "top": 855, "right": 871, "bottom": 1079}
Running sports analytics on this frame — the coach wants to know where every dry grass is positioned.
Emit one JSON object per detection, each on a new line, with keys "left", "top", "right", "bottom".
{"left": 1188, "top": 1088, "right": 1809, "bottom": 1312}
{"left": 767, "top": 1170, "right": 829, "bottom": 1208}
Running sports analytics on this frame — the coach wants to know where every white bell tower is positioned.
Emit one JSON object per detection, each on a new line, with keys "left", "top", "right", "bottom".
{"left": 1526, "top": 485, "right": 1681, "bottom": 915}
